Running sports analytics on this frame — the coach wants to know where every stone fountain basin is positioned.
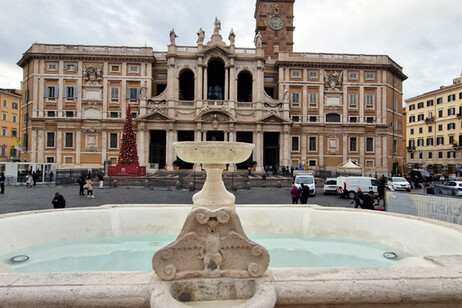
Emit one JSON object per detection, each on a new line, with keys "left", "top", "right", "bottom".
{"left": 173, "top": 142, "right": 255, "bottom": 164}
{"left": 1, "top": 204, "right": 462, "bottom": 307}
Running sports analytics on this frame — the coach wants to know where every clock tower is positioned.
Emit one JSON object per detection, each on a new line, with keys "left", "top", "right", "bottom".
{"left": 254, "top": 0, "right": 295, "bottom": 56}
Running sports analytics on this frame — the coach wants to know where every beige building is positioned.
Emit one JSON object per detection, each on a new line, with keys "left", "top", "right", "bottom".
{"left": 0, "top": 89, "right": 21, "bottom": 162}
{"left": 17, "top": 0, "right": 406, "bottom": 175}
{"left": 405, "top": 74, "right": 462, "bottom": 176}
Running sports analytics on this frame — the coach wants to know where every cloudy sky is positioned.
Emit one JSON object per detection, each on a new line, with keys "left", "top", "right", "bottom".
{"left": 0, "top": 0, "right": 461, "bottom": 101}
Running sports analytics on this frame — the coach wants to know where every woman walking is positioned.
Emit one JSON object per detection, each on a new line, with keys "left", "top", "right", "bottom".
{"left": 290, "top": 184, "right": 300, "bottom": 204}
{"left": 86, "top": 178, "right": 94, "bottom": 198}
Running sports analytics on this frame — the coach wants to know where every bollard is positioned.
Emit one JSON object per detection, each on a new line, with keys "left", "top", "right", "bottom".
{"left": 113, "top": 179, "right": 118, "bottom": 187}
{"left": 277, "top": 180, "right": 282, "bottom": 188}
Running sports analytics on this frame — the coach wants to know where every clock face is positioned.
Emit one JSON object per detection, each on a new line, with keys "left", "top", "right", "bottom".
{"left": 269, "top": 16, "right": 284, "bottom": 31}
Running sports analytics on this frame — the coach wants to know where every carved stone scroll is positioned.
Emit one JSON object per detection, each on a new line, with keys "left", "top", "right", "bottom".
{"left": 153, "top": 207, "right": 270, "bottom": 281}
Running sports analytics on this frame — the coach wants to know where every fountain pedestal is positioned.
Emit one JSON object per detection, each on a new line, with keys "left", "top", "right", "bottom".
{"left": 152, "top": 142, "right": 270, "bottom": 282}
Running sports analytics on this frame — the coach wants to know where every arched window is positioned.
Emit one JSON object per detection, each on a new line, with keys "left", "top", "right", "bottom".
{"left": 237, "top": 71, "right": 252, "bottom": 102}
{"left": 326, "top": 113, "right": 341, "bottom": 122}
{"left": 207, "top": 59, "right": 225, "bottom": 100}
{"left": 179, "top": 69, "right": 194, "bottom": 101}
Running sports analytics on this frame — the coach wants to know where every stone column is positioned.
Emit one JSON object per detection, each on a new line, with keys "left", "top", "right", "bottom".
{"left": 319, "top": 134, "right": 324, "bottom": 166}
{"left": 137, "top": 128, "right": 145, "bottom": 166}
{"left": 197, "top": 64, "right": 203, "bottom": 101}
{"left": 382, "top": 135, "right": 388, "bottom": 172}
{"left": 359, "top": 86, "right": 364, "bottom": 123}
{"left": 359, "top": 135, "right": 365, "bottom": 167}
{"left": 375, "top": 135, "right": 382, "bottom": 168}
{"left": 31, "top": 129, "right": 38, "bottom": 163}
{"left": 203, "top": 67, "right": 208, "bottom": 100}
{"left": 301, "top": 133, "right": 307, "bottom": 162}
{"left": 229, "top": 59, "right": 236, "bottom": 102}
{"left": 224, "top": 66, "right": 229, "bottom": 101}
{"left": 56, "top": 129, "right": 62, "bottom": 164}
{"left": 37, "top": 129, "right": 44, "bottom": 163}
{"left": 254, "top": 127, "right": 263, "bottom": 172}
{"left": 76, "top": 130, "right": 81, "bottom": 165}
{"left": 282, "top": 126, "right": 290, "bottom": 166}
{"left": 343, "top": 134, "right": 348, "bottom": 162}
{"left": 101, "top": 131, "right": 107, "bottom": 165}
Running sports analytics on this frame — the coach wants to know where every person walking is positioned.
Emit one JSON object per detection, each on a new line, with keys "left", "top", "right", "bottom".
{"left": 25, "top": 173, "right": 33, "bottom": 188}
{"left": 0, "top": 172, "right": 5, "bottom": 194}
{"left": 86, "top": 178, "right": 95, "bottom": 198}
{"left": 299, "top": 183, "right": 310, "bottom": 204}
{"left": 52, "top": 192, "right": 66, "bottom": 208}
{"left": 290, "top": 184, "right": 301, "bottom": 204}
{"left": 78, "top": 175, "right": 86, "bottom": 196}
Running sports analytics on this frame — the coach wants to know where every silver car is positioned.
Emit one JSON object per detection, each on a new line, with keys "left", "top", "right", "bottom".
{"left": 386, "top": 177, "right": 411, "bottom": 192}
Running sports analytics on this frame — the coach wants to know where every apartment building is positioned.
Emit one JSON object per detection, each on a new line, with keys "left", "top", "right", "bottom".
{"left": 0, "top": 89, "right": 21, "bottom": 162}
{"left": 16, "top": 0, "right": 407, "bottom": 175}
{"left": 405, "top": 74, "right": 462, "bottom": 176}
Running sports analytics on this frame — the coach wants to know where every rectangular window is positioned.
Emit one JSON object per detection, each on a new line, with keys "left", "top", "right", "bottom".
{"left": 447, "top": 151, "right": 456, "bottom": 158}
{"left": 419, "top": 127, "right": 423, "bottom": 134}
{"left": 291, "top": 136, "right": 299, "bottom": 151}
{"left": 1, "top": 127, "right": 6, "bottom": 136}
{"left": 366, "top": 117, "right": 374, "bottom": 123}
{"left": 309, "top": 160, "right": 316, "bottom": 167}
{"left": 64, "top": 86, "right": 77, "bottom": 99}
{"left": 109, "top": 133, "right": 118, "bottom": 148}
{"left": 436, "top": 136, "right": 444, "bottom": 145}
{"left": 2, "top": 113, "right": 6, "bottom": 121}
{"left": 1, "top": 147, "right": 5, "bottom": 156}
{"left": 365, "top": 94, "right": 374, "bottom": 109}
{"left": 428, "top": 152, "right": 433, "bottom": 159}
{"left": 394, "top": 98, "right": 398, "bottom": 112}
{"left": 366, "top": 137, "right": 374, "bottom": 152}
{"left": 110, "top": 65, "right": 120, "bottom": 72}
{"left": 309, "top": 71, "right": 317, "bottom": 78}
{"left": 291, "top": 92, "right": 300, "bottom": 107}
{"left": 417, "top": 102, "right": 424, "bottom": 109}
{"left": 11, "top": 129, "right": 17, "bottom": 138}
{"left": 46, "top": 132, "right": 55, "bottom": 148}
{"left": 47, "top": 111, "right": 55, "bottom": 117}
{"left": 408, "top": 104, "right": 415, "bottom": 111}
{"left": 449, "top": 135, "right": 454, "bottom": 144}
{"left": 12, "top": 102, "right": 18, "bottom": 109}
{"left": 349, "top": 94, "right": 358, "bottom": 108}
{"left": 448, "top": 94, "right": 456, "bottom": 102}
{"left": 111, "top": 87, "right": 120, "bottom": 102}
{"left": 349, "top": 137, "right": 357, "bottom": 152}
{"left": 309, "top": 116, "right": 317, "bottom": 122}
{"left": 12, "top": 114, "right": 17, "bottom": 123}
{"left": 65, "top": 132, "right": 73, "bottom": 148}
{"left": 408, "top": 140, "right": 415, "bottom": 147}
{"left": 417, "top": 139, "right": 424, "bottom": 146}
{"left": 410, "top": 153, "right": 414, "bottom": 159}
{"left": 127, "top": 88, "right": 139, "bottom": 100}
{"left": 2, "top": 99, "right": 6, "bottom": 107}
{"left": 393, "top": 140, "right": 397, "bottom": 154}
{"left": 426, "top": 137, "right": 434, "bottom": 146}
{"left": 448, "top": 123, "right": 456, "bottom": 130}
{"left": 64, "top": 63, "right": 77, "bottom": 71}
{"left": 264, "top": 77, "right": 274, "bottom": 82}
{"left": 350, "top": 116, "right": 357, "bottom": 123}
{"left": 47, "top": 63, "right": 57, "bottom": 71}
{"left": 309, "top": 93, "right": 317, "bottom": 107}
{"left": 65, "top": 111, "right": 74, "bottom": 117}
{"left": 291, "top": 70, "right": 301, "bottom": 78}
{"left": 437, "top": 97, "right": 442, "bottom": 104}
{"left": 309, "top": 137, "right": 317, "bottom": 152}
{"left": 438, "top": 152, "right": 443, "bottom": 158}
{"left": 292, "top": 116, "right": 300, "bottom": 122}
{"left": 417, "top": 114, "right": 424, "bottom": 121}
{"left": 131, "top": 112, "right": 138, "bottom": 119}
{"left": 365, "top": 72, "right": 375, "bottom": 80}
{"left": 46, "top": 157, "right": 55, "bottom": 163}
{"left": 410, "top": 129, "right": 414, "bottom": 135}
{"left": 438, "top": 124, "right": 443, "bottom": 131}
{"left": 427, "top": 99, "right": 434, "bottom": 107}
{"left": 129, "top": 65, "right": 140, "bottom": 73}
{"left": 44, "top": 86, "right": 59, "bottom": 99}
{"left": 448, "top": 108, "right": 455, "bottom": 116}
{"left": 409, "top": 116, "right": 415, "bottom": 123}
{"left": 349, "top": 72, "right": 358, "bottom": 80}
{"left": 428, "top": 126, "right": 432, "bottom": 133}
{"left": 110, "top": 112, "right": 119, "bottom": 118}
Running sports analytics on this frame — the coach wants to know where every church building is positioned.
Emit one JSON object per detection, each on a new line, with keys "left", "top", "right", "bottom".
{"left": 17, "top": 0, "right": 407, "bottom": 174}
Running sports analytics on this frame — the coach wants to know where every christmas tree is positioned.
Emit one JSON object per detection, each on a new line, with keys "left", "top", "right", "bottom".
{"left": 117, "top": 105, "right": 139, "bottom": 166}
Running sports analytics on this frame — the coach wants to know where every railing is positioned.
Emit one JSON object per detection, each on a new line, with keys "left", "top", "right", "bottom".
{"left": 206, "top": 100, "right": 228, "bottom": 107}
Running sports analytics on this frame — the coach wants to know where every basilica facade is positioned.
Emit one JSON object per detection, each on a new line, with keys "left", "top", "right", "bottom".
{"left": 17, "top": 0, "right": 406, "bottom": 174}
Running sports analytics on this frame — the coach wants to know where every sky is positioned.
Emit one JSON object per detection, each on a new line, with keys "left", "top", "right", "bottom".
{"left": 0, "top": 0, "right": 461, "bottom": 101}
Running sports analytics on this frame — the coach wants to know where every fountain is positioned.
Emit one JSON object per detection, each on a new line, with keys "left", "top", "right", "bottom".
{"left": 1, "top": 141, "right": 462, "bottom": 307}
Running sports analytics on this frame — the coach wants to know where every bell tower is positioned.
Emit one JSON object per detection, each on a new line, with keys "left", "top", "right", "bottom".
{"left": 254, "top": 0, "right": 295, "bottom": 56}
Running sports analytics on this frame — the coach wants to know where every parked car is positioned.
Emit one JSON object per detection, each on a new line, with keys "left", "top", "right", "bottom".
{"left": 336, "top": 176, "right": 379, "bottom": 199}
{"left": 444, "top": 181, "right": 462, "bottom": 196}
{"left": 294, "top": 173, "right": 316, "bottom": 197}
{"left": 386, "top": 177, "right": 411, "bottom": 192}
{"left": 323, "top": 178, "right": 338, "bottom": 194}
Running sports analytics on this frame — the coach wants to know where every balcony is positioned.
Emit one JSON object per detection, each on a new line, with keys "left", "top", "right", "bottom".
{"left": 453, "top": 143, "right": 462, "bottom": 150}
{"left": 424, "top": 117, "right": 434, "bottom": 124}
{"left": 457, "top": 113, "right": 462, "bottom": 119}
{"left": 406, "top": 146, "right": 416, "bottom": 153}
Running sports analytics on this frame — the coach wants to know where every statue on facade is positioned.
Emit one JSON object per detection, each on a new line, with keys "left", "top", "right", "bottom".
{"left": 324, "top": 71, "right": 344, "bottom": 90}
{"left": 83, "top": 64, "right": 103, "bottom": 85}
{"left": 228, "top": 28, "right": 236, "bottom": 45}
{"left": 254, "top": 31, "right": 262, "bottom": 48}
{"left": 169, "top": 28, "right": 177, "bottom": 45}
{"left": 213, "top": 17, "right": 221, "bottom": 34}
{"left": 197, "top": 27, "right": 205, "bottom": 44}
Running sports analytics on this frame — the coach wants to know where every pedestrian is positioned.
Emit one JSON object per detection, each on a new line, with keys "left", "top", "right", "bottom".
{"left": 290, "top": 183, "right": 301, "bottom": 204}
{"left": 98, "top": 173, "right": 104, "bottom": 189}
{"left": 86, "top": 178, "right": 94, "bottom": 198}
{"left": 78, "top": 175, "right": 86, "bottom": 196}
{"left": 351, "top": 187, "right": 364, "bottom": 208}
{"left": 299, "top": 183, "right": 310, "bottom": 204}
{"left": 360, "top": 191, "right": 376, "bottom": 210}
{"left": 52, "top": 192, "right": 66, "bottom": 208}
{"left": 25, "top": 173, "right": 33, "bottom": 188}
{"left": 49, "top": 171, "right": 54, "bottom": 182}
{"left": 32, "top": 171, "right": 38, "bottom": 186}
{"left": 0, "top": 172, "right": 5, "bottom": 194}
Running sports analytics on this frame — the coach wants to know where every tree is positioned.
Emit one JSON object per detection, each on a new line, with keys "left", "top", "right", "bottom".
{"left": 117, "top": 105, "right": 139, "bottom": 166}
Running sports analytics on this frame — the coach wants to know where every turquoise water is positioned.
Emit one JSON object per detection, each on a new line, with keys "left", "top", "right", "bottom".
{"left": 1, "top": 234, "right": 409, "bottom": 273}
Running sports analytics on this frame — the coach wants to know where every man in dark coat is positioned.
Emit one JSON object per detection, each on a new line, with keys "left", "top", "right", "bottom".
{"left": 299, "top": 183, "right": 310, "bottom": 204}
{"left": 360, "top": 191, "right": 376, "bottom": 210}
{"left": 52, "top": 192, "right": 66, "bottom": 209}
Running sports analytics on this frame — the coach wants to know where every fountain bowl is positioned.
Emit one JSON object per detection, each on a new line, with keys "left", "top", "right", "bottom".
{"left": 173, "top": 141, "right": 254, "bottom": 164}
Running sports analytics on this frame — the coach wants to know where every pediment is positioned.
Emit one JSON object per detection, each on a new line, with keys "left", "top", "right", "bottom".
{"left": 200, "top": 45, "right": 233, "bottom": 60}
{"left": 137, "top": 111, "right": 174, "bottom": 122}
{"left": 257, "top": 112, "right": 289, "bottom": 124}
{"left": 195, "top": 109, "right": 235, "bottom": 123}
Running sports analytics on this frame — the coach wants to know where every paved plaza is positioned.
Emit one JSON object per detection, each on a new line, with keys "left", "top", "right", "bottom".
{"left": 0, "top": 184, "right": 322, "bottom": 215}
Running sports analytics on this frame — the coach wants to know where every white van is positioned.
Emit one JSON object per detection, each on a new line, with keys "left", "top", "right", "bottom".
{"left": 294, "top": 173, "right": 316, "bottom": 197}
{"left": 336, "top": 176, "right": 379, "bottom": 199}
